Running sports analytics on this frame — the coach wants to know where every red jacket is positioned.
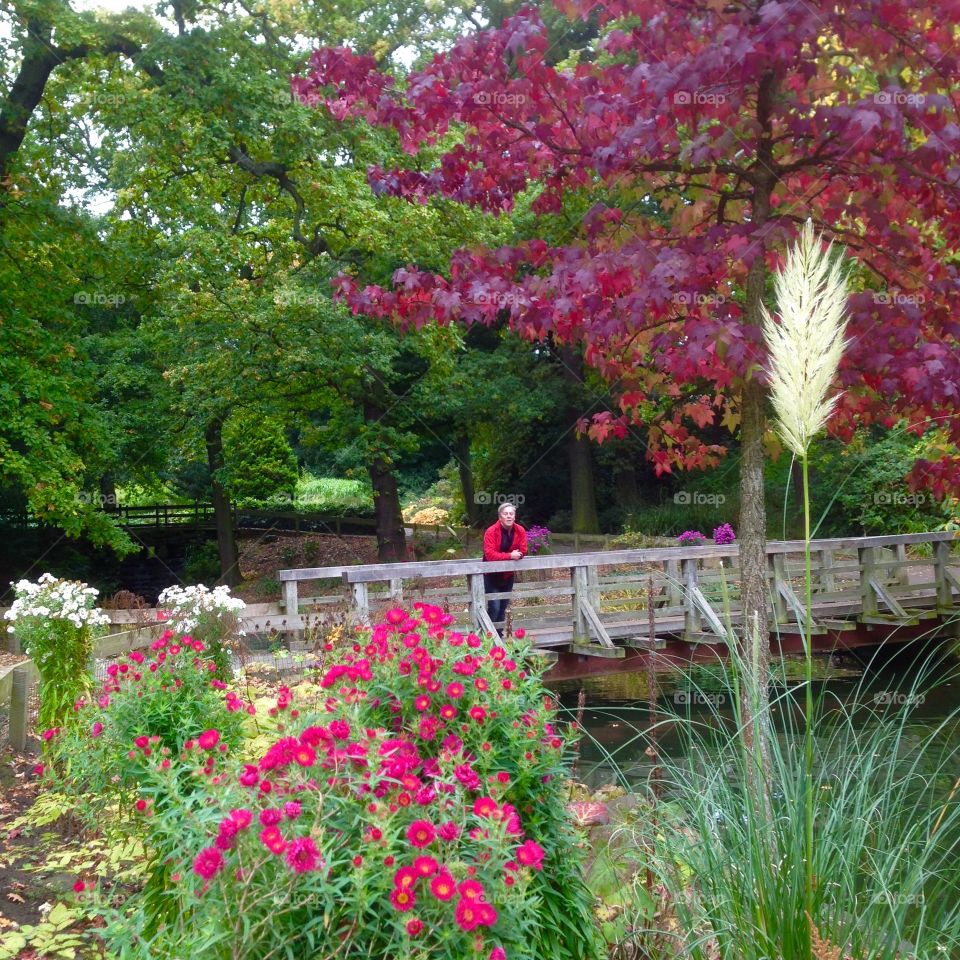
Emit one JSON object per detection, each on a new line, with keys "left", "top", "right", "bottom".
{"left": 483, "top": 522, "right": 527, "bottom": 585}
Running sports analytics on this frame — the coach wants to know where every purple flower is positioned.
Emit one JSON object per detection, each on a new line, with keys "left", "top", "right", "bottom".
{"left": 713, "top": 523, "right": 737, "bottom": 545}
{"left": 526, "top": 525, "right": 551, "bottom": 555}
{"left": 677, "top": 530, "right": 706, "bottom": 546}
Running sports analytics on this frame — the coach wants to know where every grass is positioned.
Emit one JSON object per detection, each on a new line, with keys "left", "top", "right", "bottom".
{"left": 567, "top": 639, "right": 960, "bottom": 960}
{"left": 293, "top": 474, "right": 373, "bottom": 513}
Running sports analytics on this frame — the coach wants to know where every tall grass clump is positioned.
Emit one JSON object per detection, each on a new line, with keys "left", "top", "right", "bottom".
{"left": 627, "top": 649, "right": 960, "bottom": 959}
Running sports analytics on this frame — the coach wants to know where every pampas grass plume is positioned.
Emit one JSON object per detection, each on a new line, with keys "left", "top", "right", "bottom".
{"left": 761, "top": 220, "right": 849, "bottom": 457}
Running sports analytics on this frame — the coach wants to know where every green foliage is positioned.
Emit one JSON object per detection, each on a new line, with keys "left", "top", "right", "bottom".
{"left": 294, "top": 473, "right": 373, "bottom": 513}
{"left": 184, "top": 541, "right": 221, "bottom": 585}
{"left": 811, "top": 429, "right": 954, "bottom": 535}
{"left": 223, "top": 413, "right": 298, "bottom": 505}
{"left": 5, "top": 576, "right": 108, "bottom": 731}
{"left": 0, "top": 902, "right": 87, "bottom": 960}
{"left": 613, "top": 650, "right": 960, "bottom": 960}
{"left": 48, "top": 637, "right": 248, "bottom": 815}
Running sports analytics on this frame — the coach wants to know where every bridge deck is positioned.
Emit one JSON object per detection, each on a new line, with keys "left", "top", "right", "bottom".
{"left": 273, "top": 532, "right": 960, "bottom": 657}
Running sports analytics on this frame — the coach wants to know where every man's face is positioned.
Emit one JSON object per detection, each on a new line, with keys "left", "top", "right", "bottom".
{"left": 499, "top": 507, "right": 516, "bottom": 528}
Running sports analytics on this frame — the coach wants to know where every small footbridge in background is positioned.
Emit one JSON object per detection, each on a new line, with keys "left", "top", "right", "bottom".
{"left": 273, "top": 532, "right": 960, "bottom": 660}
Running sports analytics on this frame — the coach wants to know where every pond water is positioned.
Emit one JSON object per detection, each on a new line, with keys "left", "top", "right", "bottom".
{"left": 549, "top": 645, "right": 960, "bottom": 788}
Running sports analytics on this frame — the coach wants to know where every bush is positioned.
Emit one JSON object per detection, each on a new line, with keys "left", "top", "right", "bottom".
{"left": 157, "top": 584, "right": 245, "bottom": 680}
{"left": 4, "top": 574, "right": 109, "bottom": 730}
{"left": 47, "top": 632, "right": 250, "bottom": 813}
{"left": 295, "top": 474, "right": 373, "bottom": 514}
{"left": 223, "top": 413, "right": 298, "bottom": 505}
{"left": 183, "top": 541, "right": 221, "bottom": 585}
{"left": 94, "top": 604, "right": 602, "bottom": 960}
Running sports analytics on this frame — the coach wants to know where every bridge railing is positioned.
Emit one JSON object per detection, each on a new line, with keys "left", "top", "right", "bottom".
{"left": 278, "top": 531, "right": 960, "bottom": 652}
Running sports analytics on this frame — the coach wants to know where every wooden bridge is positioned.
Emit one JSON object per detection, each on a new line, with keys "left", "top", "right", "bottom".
{"left": 274, "top": 532, "right": 960, "bottom": 659}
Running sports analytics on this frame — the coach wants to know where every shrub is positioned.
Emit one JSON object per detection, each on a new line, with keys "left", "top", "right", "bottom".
{"left": 3, "top": 574, "right": 109, "bottom": 730}
{"left": 223, "top": 413, "right": 298, "bottom": 505}
{"left": 526, "top": 525, "right": 551, "bottom": 555}
{"left": 157, "top": 584, "right": 245, "bottom": 680}
{"left": 47, "top": 632, "right": 250, "bottom": 812}
{"left": 183, "top": 541, "right": 221, "bottom": 585}
{"left": 99, "top": 604, "right": 601, "bottom": 960}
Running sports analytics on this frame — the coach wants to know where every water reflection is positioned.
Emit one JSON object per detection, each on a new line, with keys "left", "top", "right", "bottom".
{"left": 551, "top": 653, "right": 960, "bottom": 789}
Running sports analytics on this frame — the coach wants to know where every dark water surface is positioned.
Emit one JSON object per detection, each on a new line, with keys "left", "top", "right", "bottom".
{"left": 549, "top": 646, "right": 960, "bottom": 788}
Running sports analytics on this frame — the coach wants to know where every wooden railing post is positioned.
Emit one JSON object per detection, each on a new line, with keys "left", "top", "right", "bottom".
{"left": 571, "top": 565, "right": 590, "bottom": 642}
{"left": 665, "top": 558, "right": 682, "bottom": 606}
{"left": 819, "top": 548, "right": 836, "bottom": 593}
{"left": 859, "top": 546, "right": 880, "bottom": 617}
{"left": 352, "top": 582, "right": 370, "bottom": 626}
{"left": 283, "top": 580, "right": 299, "bottom": 620}
{"left": 389, "top": 579, "right": 404, "bottom": 603}
{"left": 468, "top": 573, "right": 485, "bottom": 633}
{"left": 933, "top": 541, "right": 954, "bottom": 609}
{"left": 586, "top": 565, "right": 601, "bottom": 612}
{"left": 681, "top": 558, "right": 701, "bottom": 635}
{"left": 769, "top": 554, "right": 789, "bottom": 623}
{"left": 10, "top": 664, "right": 29, "bottom": 751}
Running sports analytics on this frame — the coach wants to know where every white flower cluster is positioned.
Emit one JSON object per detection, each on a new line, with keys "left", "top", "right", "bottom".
{"left": 4, "top": 573, "right": 111, "bottom": 633}
{"left": 157, "top": 583, "right": 246, "bottom": 635}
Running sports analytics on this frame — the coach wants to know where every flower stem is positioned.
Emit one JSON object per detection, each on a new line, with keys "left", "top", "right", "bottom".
{"left": 802, "top": 454, "right": 815, "bottom": 936}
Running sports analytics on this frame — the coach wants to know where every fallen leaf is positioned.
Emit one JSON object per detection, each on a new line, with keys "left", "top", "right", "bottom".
{"left": 6, "top": 892, "right": 25, "bottom": 903}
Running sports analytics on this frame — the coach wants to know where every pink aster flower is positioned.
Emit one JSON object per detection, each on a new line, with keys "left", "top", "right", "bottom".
{"left": 406, "top": 820, "right": 435, "bottom": 848}
{"left": 412, "top": 855, "right": 439, "bottom": 877}
{"left": 390, "top": 888, "right": 416, "bottom": 912}
{"left": 259, "top": 808, "right": 282, "bottom": 827}
{"left": 394, "top": 865, "right": 418, "bottom": 890}
{"left": 437, "top": 821, "right": 461, "bottom": 842}
{"left": 285, "top": 836, "right": 321, "bottom": 873}
{"left": 458, "top": 879, "right": 486, "bottom": 902}
{"left": 455, "top": 898, "right": 481, "bottom": 931}
{"left": 259, "top": 826, "right": 287, "bottom": 855}
{"left": 473, "top": 796, "right": 498, "bottom": 818}
{"left": 429, "top": 870, "right": 456, "bottom": 901}
{"left": 192, "top": 846, "right": 224, "bottom": 880}
{"left": 386, "top": 607, "right": 407, "bottom": 625}
{"left": 198, "top": 729, "right": 220, "bottom": 750}
{"left": 515, "top": 839, "right": 545, "bottom": 870}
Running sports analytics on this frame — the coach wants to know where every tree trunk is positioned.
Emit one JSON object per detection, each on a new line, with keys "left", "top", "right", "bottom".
{"left": 568, "top": 435, "right": 600, "bottom": 534}
{"left": 0, "top": 22, "right": 145, "bottom": 184}
{"left": 738, "top": 68, "right": 777, "bottom": 768}
{"left": 99, "top": 474, "right": 117, "bottom": 510}
{"left": 457, "top": 434, "right": 481, "bottom": 527}
{"left": 614, "top": 464, "right": 641, "bottom": 513}
{"left": 205, "top": 418, "right": 240, "bottom": 587}
{"left": 561, "top": 345, "right": 600, "bottom": 534}
{"left": 364, "top": 400, "right": 407, "bottom": 562}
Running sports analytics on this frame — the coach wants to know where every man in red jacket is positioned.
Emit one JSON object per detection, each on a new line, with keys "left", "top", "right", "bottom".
{"left": 483, "top": 503, "right": 527, "bottom": 630}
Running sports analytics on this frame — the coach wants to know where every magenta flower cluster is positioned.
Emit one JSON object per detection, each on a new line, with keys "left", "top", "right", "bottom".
{"left": 712, "top": 523, "right": 737, "bottom": 545}
{"left": 525, "top": 526, "right": 551, "bottom": 555}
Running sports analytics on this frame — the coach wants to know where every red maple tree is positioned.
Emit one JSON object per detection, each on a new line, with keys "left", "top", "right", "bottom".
{"left": 295, "top": 0, "right": 960, "bottom": 642}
